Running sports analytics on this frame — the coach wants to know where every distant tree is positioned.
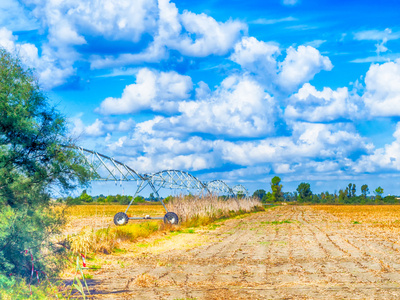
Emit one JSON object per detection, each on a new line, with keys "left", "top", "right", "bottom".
{"left": 106, "top": 195, "right": 116, "bottom": 203}
{"left": 374, "top": 186, "right": 384, "bottom": 203}
{"left": 296, "top": 182, "right": 312, "bottom": 202}
{"left": 134, "top": 195, "right": 145, "bottom": 203}
{"left": 283, "top": 192, "right": 297, "bottom": 202}
{"left": 263, "top": 192, "right": 273, "bottom": 203}
{"left": 97, "top": 196, "right": 106, "bottom": 203}
{"left": 252, "top": 189, "right": 266, "bottom": 200}
{"left": 338, "top": 189, "right": 346, "bottom": 204}
{"left": 80, "top": 189, "right": 93, "bottom": 203}
{"left": 270, "top": 176, "right": 284, "bottom": 202}
{"left": 361, "top": 184, "right": 369, "bottom": 198}
{"left": 163, "top": 195, "right": 173, "bottom": 204}
{"left": 117, "top": 195, "right": 132, "bottom": 205}
{"left": 149, "top": 192, "right": 156, "bottom": 201}
{"left": 384, "top": 195, "right": 397, "bottom": 204}
{"left": 348, "top": 183, "right": 356, "bottom": 198}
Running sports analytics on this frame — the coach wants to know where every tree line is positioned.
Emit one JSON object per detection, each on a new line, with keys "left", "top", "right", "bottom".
{"left": 60, "top": 190, "right": 173, "bottom": 205}
{"left": 252, "top": 176, "right": 397, "bottom": 204}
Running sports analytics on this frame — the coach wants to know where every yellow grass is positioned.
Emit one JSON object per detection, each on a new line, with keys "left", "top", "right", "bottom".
{"left": 68, "top": 221, "right": 161, "bottom": 254}
{"left": 167, "top": 195, "right": 264, "bottom": 226}
{"left": 64, "top": 204, "right": 165, "bottom": 218}
{"left": 312, "top": 205, "right": 400, "bottom": 230}
{"left": 64, "top": 197, "right": 264, "bottom": 255}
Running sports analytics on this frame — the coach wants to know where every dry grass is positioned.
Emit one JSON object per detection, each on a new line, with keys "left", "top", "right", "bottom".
{"left": 312, "top": 205, "right": 400, "bottom": 231}
{"left": 64, "top": 196, "right": 263, "bottom": 255}
{"left": 64, "top": 204, "right": 165, "bottom": 218}
{"left": 166, "top": 195, "right": 263, "bottom": 226}
{"left": 67, "top": 221, "right": 161, "bottom": 254}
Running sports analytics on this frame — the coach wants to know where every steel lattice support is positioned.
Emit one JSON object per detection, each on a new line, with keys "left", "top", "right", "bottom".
{"left": 232, "top": 184, "right": 249, "bottom": 197}
{"left": 66, "top": 145, "right": 250, "bottom": 223}
{"left": 205, "top": 180, "right": 234, "bottom": 197}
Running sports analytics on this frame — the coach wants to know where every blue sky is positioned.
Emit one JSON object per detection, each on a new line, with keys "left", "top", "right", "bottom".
{"left": 2, "top": 0, "right": 400, "bottom": 197}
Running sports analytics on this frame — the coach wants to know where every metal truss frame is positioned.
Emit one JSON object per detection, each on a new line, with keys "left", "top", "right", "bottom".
{"left": 68, "top": 145, "right": 249, "bottom": 221}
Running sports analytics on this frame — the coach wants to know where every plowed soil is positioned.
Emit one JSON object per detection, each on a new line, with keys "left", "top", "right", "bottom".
{"left": 84, "top": 206, "right": 400, "bottom": 299}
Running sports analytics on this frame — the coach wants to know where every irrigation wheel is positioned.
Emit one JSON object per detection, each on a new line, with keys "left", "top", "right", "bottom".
{"left": 114, "top": 212, "right": 129, "bottom": 226}
{"left": 164, "top": 212, "right": 179, "bottom": 225}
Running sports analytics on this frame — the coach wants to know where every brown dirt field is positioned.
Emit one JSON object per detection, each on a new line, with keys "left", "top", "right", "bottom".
{"left": 82, "top": 206, "right": 400, "bottom": 299}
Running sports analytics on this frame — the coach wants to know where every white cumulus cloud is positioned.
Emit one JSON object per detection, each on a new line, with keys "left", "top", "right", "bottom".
{"left": 285, "top": 83, "right": 362, "bottom": 122}
{"left": 277, "top": 46, "right": 333, "bottom": 92}
{"left": 165, "top": 75, "right": 277, "bottom": 137}
{"left": 354, "top": 122, "right": 400, "bottom": 173}
{"left": 363, "top": 59, "right": 400, "bottom": 117}
{"left": 0, "top": 27, "right": 75, "bottom": 89}
{"left": 230, "top": 38, "right": 332, "bottom": 93}
{"left": 97, "top": 68, "right": 193, "bottom": 115}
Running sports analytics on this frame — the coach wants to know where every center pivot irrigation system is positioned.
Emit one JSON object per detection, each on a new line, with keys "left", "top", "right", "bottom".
{"left": 70, "top": 146, "right": 249, "bottom": 226}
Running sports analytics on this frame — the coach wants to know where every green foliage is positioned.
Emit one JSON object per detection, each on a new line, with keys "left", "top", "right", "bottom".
{"left": 296, "top": 182, "right": 312, "bottom": 202}
{"left": 80, "top": 190, "right": 93, "bottom": 203}
{"left": 0, "top": 274, "right": 59, "bottom": 299}
{"left": 134, "top": 195, "right": 145, "bottom": 203}
{"left": 270, "top": 176, "right": 284, "bottom": 202}
{"left": 252, "top": 189, "right": 266, "bottom": 201}
{"left": 163, "top": 195, "right": 173, "bottom": 204}
{"left": 0, "top": 49, "right": 90, "bottom": 280}
{"left": 361, "top": 184, "right": 369, "bottom": 198}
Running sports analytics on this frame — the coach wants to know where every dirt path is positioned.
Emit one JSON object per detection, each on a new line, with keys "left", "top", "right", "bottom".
{"left": 84, "top": 206, "right": 400, "bottom": 299}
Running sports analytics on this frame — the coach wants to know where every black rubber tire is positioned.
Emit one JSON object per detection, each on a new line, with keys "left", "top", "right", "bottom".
{"left": 114, "top": 212, "right": 129, "bottom": 226}
{"left": 164, "top": 212, "right": 179, "bottom": 225}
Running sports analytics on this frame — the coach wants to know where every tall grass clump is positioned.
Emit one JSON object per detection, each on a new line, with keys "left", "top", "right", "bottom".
{"left": 166, "top": 195, "right": 263, "bottom": 226}
{"left": 67, "top": 196, "right": 262, "bottom": 255}
{"left": 67, "top": 221, "right": 161, "bottom": 254}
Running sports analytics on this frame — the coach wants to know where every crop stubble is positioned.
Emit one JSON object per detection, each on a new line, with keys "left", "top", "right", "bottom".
{"left": 83, "top": 206, "right": 400, "bottom": 299}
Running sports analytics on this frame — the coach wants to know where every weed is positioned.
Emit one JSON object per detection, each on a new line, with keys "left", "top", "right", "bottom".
{"left": 259, "top": 241, "right": 271, "bottom": 246}
{"left": 209, "top": 224, "right": 221, "bottom": 230}
{"left": 261, "top": 219, "right": 292, "bottom": 225}
{"left": 134, "top": 273, "right": 156, "bottom": 287}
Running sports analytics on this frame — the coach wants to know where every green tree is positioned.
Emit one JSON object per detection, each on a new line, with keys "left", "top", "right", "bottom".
{"left": 374, "top": 186, "right": 384, "bottom": 203}
{"left": 296, "top": 182, "right": 312, "bottom": 202}
{"left": 80, "top": 189, "right": 93, "bottom": 203}
{"left": 0, "top": 49, "right": 90, "bottom": 280}
{"left": 134, "top": 195, "right": 145, "bottom": 203}
{"left": 252, "top": 189, "right": 266, "bottom": 200}
{"left": 270, "top": 176, "right": 284, "bottom": 202}
{"left": 361, "top": 184, "right": 369, "bottom": 198}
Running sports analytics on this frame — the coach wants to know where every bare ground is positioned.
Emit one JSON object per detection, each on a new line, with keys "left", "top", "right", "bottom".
{"left": 82, "top": 206, "right": 400, "bottom": 299}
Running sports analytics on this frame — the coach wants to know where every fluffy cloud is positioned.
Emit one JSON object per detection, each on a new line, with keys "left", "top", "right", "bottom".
{"left": 285, "top": 83, "right": 362, "bottom": 122}
{"left": 97, "top": 68, "right": 193, "bottom": 115}
{"left": 176, "top": 10, "right": 246, "bottom": 56}
{"left": 164, "top": 75, "right": 277, "bottom": 137}
{"left": 0, "top": 27, "right": 75, "bottom": 89}
{"left": 230, "top": 36, "right": 280, "bottom": 77}
{"left": 0, "top": 0, "right": 38, "bottom": 31}
{"left": 230, "top": 38, "right": 332, "bottom": 93}
{"left": 354, "top": 122, "right": 400, "bottom": 173}
{"left": 90, "top": 0, "right": 247, "bottom": 68}
{"left": 215, "top": 122, "right": 370, "bottom": 166}
{"left": 277, "top": 46, "right": 333, "bottom": 91}
{"left": 104, "top": 125, "right": 217, "bottom": 173}
{"left": 26, "top": 0, "right": 157, "bottom": 46}
{"left": 71, "top": 116, "right": 135, "bottom": 137}
{"left": 363, "top": 59, "right": 400, "bottom": 117}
